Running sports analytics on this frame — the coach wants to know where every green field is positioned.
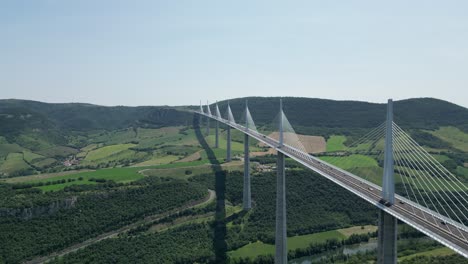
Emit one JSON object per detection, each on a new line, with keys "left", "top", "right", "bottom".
{"left": 0, "top": 143, "right": 26, "bottom": 157}
{"left": 206, "top": 135, "right": 242, "bottom": 151}
{"left": 80, "top": 143, "right": 100, "bottom": 152}
{"left": 137, "top": 127, "right": 180, "bottom": 139}
{"left": 18, "top": 159, "right": 214, "bottom": 191}
{"left": 457, "top": 166, "right": 468, "bottom": 179}
{"left": 133, "top": 155, "right": 180, "bottom": 167}
{"left": 0, "top": 153, "right": 31, "bottom": 175}
{"left": 22, "top": 151, "right": 45, "bottom": 163}
{"left": 90, "top": 129, "right": 137, "bottom": 145}
{"left": 326, "top": 135, "right": 347, "bottom": 152}
{"left": 287, "top": 230, "right": 346, "bottom": 250}
{"left": 319, "top": 154, "right": 378, "bottom": 170}
{"left": 155, "top": 160, "right": 212, "bottom": 168}
{"left": 142, "top": 162, "right": 243, "bottom": 180}
{"left": 431, "top": 154, "right": 451, "bottom": 163}
{"left": 430, "top": 126, "right": 468, "bottom": 152}
{"left": 229, "top": 227, "right": 359, "bottom": 259}
{"left": 337, "top": 225, "right": 377, "bottom": 236}
{"left": 16, "top": 134, "right": 54, "bottom": 152}
{"left": 38, "top": 180, "right": 97, "bottom": 191}
{"left": 37, "top": 146, "right": 78, "bottom": 157}
{"left": 399, "top": 247, "right": 455, "bottom": 261}
{"left": 84, "top": 144, "right": 136, "bottom": 161}
{"left": 25, "top": 167, "right": 145, "bottom": 191}
{"left": 347, "top": 166, "right": 384, "bottom": 185}
{"left": 33, "top": 158, "right": 57, "bottom": 168}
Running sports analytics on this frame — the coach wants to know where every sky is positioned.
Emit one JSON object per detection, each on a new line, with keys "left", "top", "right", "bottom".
{"left": 1, "top": 1, "right": 468, "bottom": 107}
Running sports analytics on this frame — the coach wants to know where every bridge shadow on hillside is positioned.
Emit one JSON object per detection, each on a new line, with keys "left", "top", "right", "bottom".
{"left": 193, "top": 114, "right": 227, "bottom": 263}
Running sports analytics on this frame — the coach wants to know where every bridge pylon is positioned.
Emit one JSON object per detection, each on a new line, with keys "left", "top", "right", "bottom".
{"left": 206, "top": 101, "right": 211, "bottom": 136}
{"left": 243, "top": 100, "right": 252, "bottom": 210}
{"left": 226, "top": 101, "right": 232, "bottom": 162}
{"left": 378, "top": 99, "right": 397, "bottom": 264}
{"left": 215, "top": 102, "right": 220, "bottom": 148}
{"left": 275, "top": 98, "right": 287, "bottom": 264}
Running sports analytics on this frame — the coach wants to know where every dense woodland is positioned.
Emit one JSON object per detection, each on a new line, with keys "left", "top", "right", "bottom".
{"left": 190, "top": 170, "right": 377, "bottom": 249}
{"left": 0, "top": 179, "right": 206, "bottom": 263}
{"left": 42, "top": 169, "right": 378, "bottom": 263}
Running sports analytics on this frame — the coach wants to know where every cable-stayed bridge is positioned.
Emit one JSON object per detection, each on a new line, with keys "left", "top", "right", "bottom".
{"left": 194, "top": 99, "right": 468, "bottom": 264}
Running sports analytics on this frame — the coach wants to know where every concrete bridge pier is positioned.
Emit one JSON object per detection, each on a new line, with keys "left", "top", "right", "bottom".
{"left": 206, "top": 116, "right": 210, "bottom": 136}
{"left": 215, "top": 120, "right": 219, "bottom": 148}
{"left": 243, "top": 134, "right": 251, "bottom": 210}
{"left": 275, "top": 152, "right": 287, "bottom": 264}
{"left": 243, "top": 100, "right": 252, "bottom": 211}
{"left": 226, "top": 126, "right": 231, "bottom": 162}
{"left": 378, "top": 211, "right": 397, "bottom": 264}
{"left": 275, "top": 99, "right": 287, "bottom": 264}
{"left": 378, "top": 99, "right": 397, "bottom": 264}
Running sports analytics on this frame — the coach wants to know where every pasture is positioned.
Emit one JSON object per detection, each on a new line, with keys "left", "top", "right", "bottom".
{"left": 326, "top": 135, "right": 347, "bottom": 152}
{"left": 430, "top": 126, "right": 468, "bottom": 152}
{"left": 228, "top": 225, "right": 371, "bottom": 260}
{"left": 84, "top": 144, "right": 136, "bottom": 161}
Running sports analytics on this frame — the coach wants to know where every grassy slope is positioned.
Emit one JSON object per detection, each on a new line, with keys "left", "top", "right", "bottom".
{"left": 133, "top": 155, "right": 180, "bottom": 166}
{"left": 25, "top": 167, "right": 145, "bottom": 191}
{"left": 430, "top": 126, "right": 468, "bottom": 152}
{"left": 22, "top": 151, "right": 44, "bottom": 163}
{"left": 0, "top": 153, "right": 31, "bottom": 174}
{"left": 228, "top": 225, "right": 375, "bottom": 259}
{"left": 11, "top": 160, "right": 211, "bottom": 191}
{"left": 319, "top": 154, "right": 378, "bottom": 169}
{"left": 399, "top": 247, "right": 455, "bottom": 261}
{"left": 84, "top": 144, "right": 136, "bottom": 161}
{"left": 326, "top": 135, "right": 347, "bottom": 152}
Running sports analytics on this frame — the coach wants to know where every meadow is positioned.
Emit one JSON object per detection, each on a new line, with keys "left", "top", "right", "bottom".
{"left": 228, "top": 225, "right": 376, "bottom": 259}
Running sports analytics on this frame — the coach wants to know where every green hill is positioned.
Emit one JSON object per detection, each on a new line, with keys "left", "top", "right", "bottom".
{"left": 1, "top": 97, "right": 467, "bottom": 177}
{"left": 213, "top": 97, "right": 468, "bottom": 133}
{"left": 0, "top": 99, "right": 193, "bottom": 133}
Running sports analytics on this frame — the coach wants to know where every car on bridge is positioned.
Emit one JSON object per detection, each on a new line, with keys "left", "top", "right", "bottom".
{"left": 379, "top": 198, "right": 392, "bottom": 207}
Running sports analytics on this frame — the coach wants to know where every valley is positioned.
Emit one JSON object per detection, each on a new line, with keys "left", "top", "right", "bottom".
{"left": 0, "top": 97, "right": 467, "bottom": 263}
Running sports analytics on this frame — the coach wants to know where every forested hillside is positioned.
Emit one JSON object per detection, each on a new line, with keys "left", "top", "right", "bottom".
{"left": 214, "top": 97, "right": 468, "bottom": 134}
{"left": 0, "top": 99, "right": 192, "bottom": 135}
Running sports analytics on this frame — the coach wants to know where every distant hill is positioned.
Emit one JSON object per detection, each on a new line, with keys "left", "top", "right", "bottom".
{"left": 213, "top": 97, "right": 468, "bottom": 134}
{"left": 1, "top": 97, "right": 466, "bottom": 177}
{"left": 2, "top": 97, "right": 466, "bottom": 135}
{"left": 2, "top": 97, "right": 467, "bottom": 143}
{"left": 0, "top": 99, "right": 193, "bottom": 137}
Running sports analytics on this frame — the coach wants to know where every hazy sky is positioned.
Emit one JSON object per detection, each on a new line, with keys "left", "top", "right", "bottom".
{"left": 1, "top": 1, "right": 468, "bottom": 107}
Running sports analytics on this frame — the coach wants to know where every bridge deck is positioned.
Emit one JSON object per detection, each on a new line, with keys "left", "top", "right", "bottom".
{"left": 197, "top": 111, "right": 468, "bottom": 258}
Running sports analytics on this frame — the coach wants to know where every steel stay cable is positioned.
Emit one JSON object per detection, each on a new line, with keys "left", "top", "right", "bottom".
{"left": 393, "top": 132, "right": 450, "bottom": 222}
{"left": 394, "top": 131, "right": 468, "bottom": 238}
{"left": 394, "top": 140, "right": 466, "bottom": 242}
{"left": 393, "top": 127, "right": 468, "bottom": 220}
{"left": 393, "top": 140, "right": 439, "bottom": 224}
{"left": 394, "top": 156, "right": 418, "bottom": 216}
{"left": 346, "top": 122, "right": 386, "bottom": 149}
{"left": 393, "top": 124, "right": 468, "bottom": 199}
{"left": 335, "top": 128, "right": 383, "bottom": 173}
